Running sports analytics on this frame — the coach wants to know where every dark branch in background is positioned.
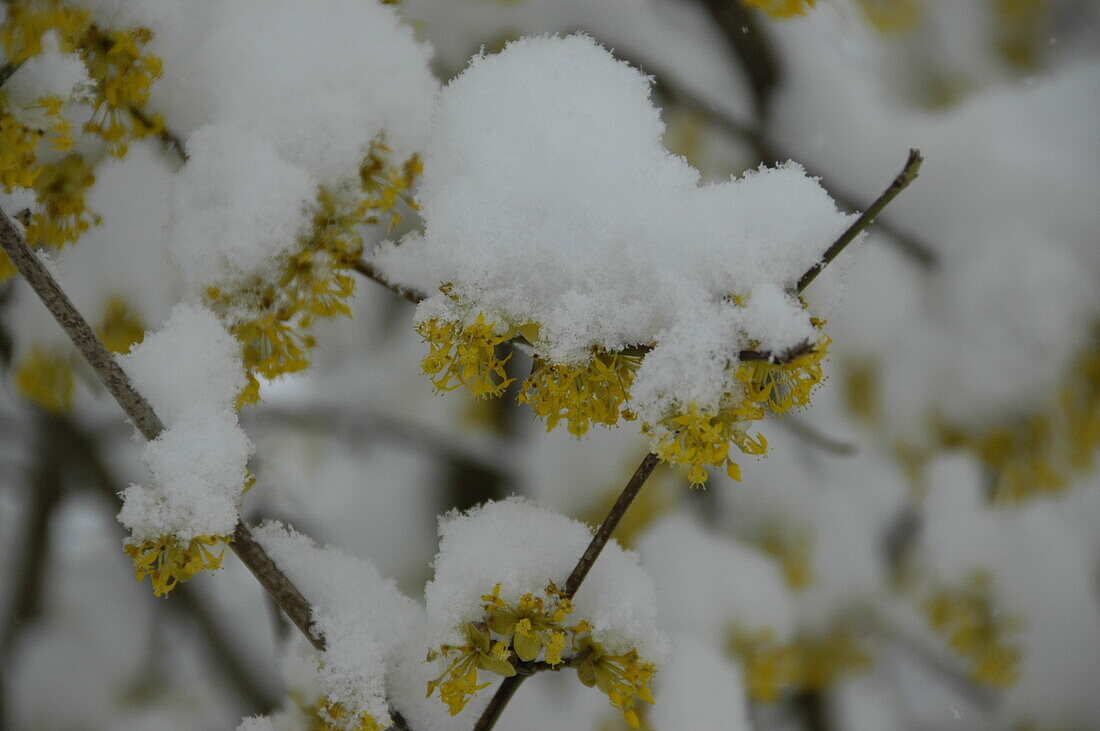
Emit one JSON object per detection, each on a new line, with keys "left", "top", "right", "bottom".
{"left": 694, "top": 0, "right": 781, "bottom": 122}
{"left": 52, "top": 411, "right": 279, "bottom": 712}
{"left": 0, "top": 413, "right": 64, "bottom": 662}
{"left": 647, "top": 57, "right": 938, "bottom": 269}
{"left": 0, "top": 203, "right": 325, "bottom": 654}
{"left": 774, "top": 415, "right": 858, "bottom": 456}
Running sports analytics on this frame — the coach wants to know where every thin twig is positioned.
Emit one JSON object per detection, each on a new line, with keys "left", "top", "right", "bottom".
{"left": 796, "top": 149, "right": 924, "bottom": 294}
{"left": 655, "top": 80, "right": 938, "bottom": 269}
{"left": 774, "top": 415, "right": 858, "bottom": 456}
{"left": 472, "top": 453, "right": 661, "bottom": 731}
{"left": 0, "top": 203, "right": 325, "bottom": 653}
{"left": 353, "top": 259, "right": 425, "bottom": 304}
{"left": 128, "top": 105, "right": 188, "bottom": 162}
{"left": 563, "top": 453, "right": 661, "bottom": 599}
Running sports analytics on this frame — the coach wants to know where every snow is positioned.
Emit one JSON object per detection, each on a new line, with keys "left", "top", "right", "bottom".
{"left": 117, "top": 303, "right": 252, "bottom": 542}
{"left": 374, "top": 34, "right": 853, "bottom": 372}
{"left": 168, "top": 124, "right": 316, "bottom": 296}
{"left": 1, "top": 31, "right": 90, "bottom": 108}
{"left": 425, "top": 496, "right": 665, "bottom": 660}
{"left": 649, "top": 633, "right": 751, "bottom": 731}
{"left": 637, "top": 514, "right": 795, "bottom": 644}
{"left": 86, "top": 0, "right": 438, "bottom": 184}
{"left": 253, "top": 521, "right": 422, "bottom": 729}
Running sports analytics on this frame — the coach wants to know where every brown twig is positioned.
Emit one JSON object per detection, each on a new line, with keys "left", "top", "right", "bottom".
{"left": 654, "top": 78, "right": 938, "bottom": 269}
{"left": 0, "top": 203, "right": 325, "bottom": 654}
{"left": 563, "top": 453, "right": 661, "bottom": 599}
{"left": 353, "top": 259, "right": 425, "bottom": 304}
{"left": 471, "top": 453, "right": 661, "bottom": 731}
{"left": 796, "top": 149, "right": 924, "bottom": 294}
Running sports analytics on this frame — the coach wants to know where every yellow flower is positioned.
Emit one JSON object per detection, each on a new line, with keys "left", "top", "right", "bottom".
{"left": 80, "top": 25, "right": 165, "bottom": 156}
{"left": 124, "top": 534, "right": 228, "bottom": 597}
{"left": 14, "top": 345, "right": 75, "bottom": 413}
{"left": 482, "top": 583, "right": 573, "bottom": 664}
{"left": 426, "top": 621, "right": 516, "bottom": 716}
{"left": 519, "top": 350, "right": 642, "bottom": 436}
{"left": 24, "top": 153, "right": 100, "bottom": 249}
{"left": 574, "top": 638, "right": 655, "bottom": 730}
{"left": 743, "top": 0, "right": 817, "bottom": 20}
{"left": 95, "top": 295, "right": 145, "bottom": 354}
{"left": 923, "top": 571, "right": 1020, "bottom": 688}
{"left": 315, "top": 699, "right": 382, "bottom": 731}
{"left": 417, "top": 312, "right": 515, "bottom": 398}
{"left": 645, "top": 334, "right": 828, "bottom": 486}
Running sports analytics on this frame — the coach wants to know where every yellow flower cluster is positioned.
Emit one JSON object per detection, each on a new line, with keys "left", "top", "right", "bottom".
{"left": 417, "top": 312, "right": 517, "bottom": 399}
{"left": 573, "top": 630, "right": 655, "bottom": 729}
{"left": 851, "top": 0, "right": 923, "bottom": 35}
{"left": 519, "top": 350, "right": 642, "bottom": 436}
{"left": 931, "top": 326, "right": 1100, "bottom": 503}
{"left": 13, "top": 345, "right": 75, "bottom": 413}
{"left": 208, "top": 145, "right": 420, "bottom": 407}
{"left": 923, "top": 571, "right": 1020, "bottom": 688}
{"left": 426, "top": 582, "right": 655, "bottom": 728}
{"left": 417, "top": 286, "right": 830, "bottom": 487}
{"left": 1, "top": 0, "right": 166, "bottom": 278}
{"left": 79, "top": 24, "right": 165, "bottom": 156}
{"left": 13, "top": 293, "right": 146, "bottom": 412}
{"left": 646, "top": 337, "right": 829, "bottom": 487}
{"left": 729, "top": 625, "right": 871, "bottom": 703}
{"left": 743, "top": 0, "right": 817, "bottom": 19}
{"left": 313, "top": 700, "right": 382, "bottom": 731}
{"left": 124, "top": 534, "right": 228, "bottom": 598}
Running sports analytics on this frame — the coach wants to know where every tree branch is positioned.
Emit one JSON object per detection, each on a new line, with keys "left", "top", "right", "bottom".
{"left": 353, "top": 259, "right": 425, "bottom": 305}
{"left": 0, "top": 203, "right": 325, "bottom": 654}
{"left": 472, "top": 453, "right": 661, "bottom": 731}
{"left": 797, "top": 149, "right": 924, "bottom": 294}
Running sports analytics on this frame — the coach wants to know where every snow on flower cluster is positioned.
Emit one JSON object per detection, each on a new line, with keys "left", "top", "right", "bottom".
{"left": 252, "top": 522, "right": 421, "bottom": 730}
{"left": 5, "top": 0, "right": 439, "bottom": 410}
{"left": 420, "top": 497, "right": 665, "bottom": 726}
{"left": 375, "top": 34, "right": 854, "bottom": 484}
{"left": 116, "top": 303, "right": 253, "bottom": 595}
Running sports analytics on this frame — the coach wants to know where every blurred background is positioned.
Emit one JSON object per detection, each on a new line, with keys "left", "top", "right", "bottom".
{"left": 2, "top": 0, "right": 1100, "bottom": 728}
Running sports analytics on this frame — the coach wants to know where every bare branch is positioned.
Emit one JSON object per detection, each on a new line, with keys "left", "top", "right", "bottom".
{"left": 0, "top": 203, "right": 325, "bottom": 653}
{"left": 353, "top": 259, "right": 425, "bottom": 304}
{"left": 472, "top": 453, "right": 661, "bottom": 731}
{"left": 797, "top": 149, "right": 924, "bottom": 294}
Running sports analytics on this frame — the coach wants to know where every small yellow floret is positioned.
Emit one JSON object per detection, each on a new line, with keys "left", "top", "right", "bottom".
{"left": 14, "top": 346, "right": 75, "bottom": 413}
{"left": 417, "top": 312, "right": 515, "bottom": 398}
{"left": 742, "top": 0, "right": 817, "bottom": 19}
{"left": 519, "top": 351, "right": 642, "bottom": 436}
{"left": 95, "top": 295, "right": 145, "bottom": 354}
{"left": 124, "top": 534, "right": 227, "bottom": 597}
{"left": 315, "top": 699, "right": 382, "bottom": 731}
{"left": 923, "top": 571, "right": 1020, "bottom": 688}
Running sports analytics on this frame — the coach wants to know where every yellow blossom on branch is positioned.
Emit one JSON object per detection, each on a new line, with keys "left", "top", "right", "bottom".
{"left": 742, "top": 0, "right": 817, "bottom": 20}
{"left": 124, "top": 534, "right": 228, "bottom": 598}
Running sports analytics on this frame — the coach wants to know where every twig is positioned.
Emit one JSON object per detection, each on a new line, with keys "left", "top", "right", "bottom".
{"left": 655, "top": 79, "right": 938, "bottom": 269}
{"left": 353, "top": 259, "right": 425, "bottom": 304}
{"left": 563, "top": 453, "right": 661, "bottom": 599}
{"left": 128, "top": 105, "right": 188, "bottom": 162}
{"left": 53, "top": 412, "right": 280, "bottom": 713}
{"left": 0, "top": 203, "right": 325, "bottom": 653}
{"left": 774, "top": 415, "right": 858, "bottom": 456}
{"left": 472, "top": 453, "right": 661, "bottom": 731}
{"left": 797, "top": 149, "right": 924, "bottom": 294}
